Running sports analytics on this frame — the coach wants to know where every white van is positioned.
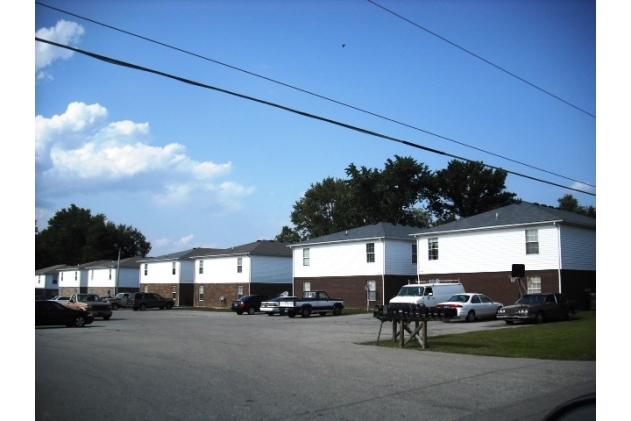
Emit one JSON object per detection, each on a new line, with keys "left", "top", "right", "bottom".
{"left": 389, "top": 282, "right": 465, "bottom": 309}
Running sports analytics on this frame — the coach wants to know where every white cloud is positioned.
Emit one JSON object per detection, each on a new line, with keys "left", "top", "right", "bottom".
{"left": 570, "top": 182, "right": 596, "bottom": 195}
{"left": 35, "top": 20, "right": 85, "bottom": 77}
{"left": 176, "top": 235, "right": 195, "bottom": 247}
{"left": 36, "top": 102, "right": 255, "bottom": 213}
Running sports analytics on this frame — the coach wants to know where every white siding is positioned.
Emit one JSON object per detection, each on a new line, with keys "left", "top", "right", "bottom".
{"left": 194, "top": 256, "right": 251, "bottom": 284}
{"left": 383, "top": 240, "right": 417, "bottom": 275}
{"left": 34, "top": 274, "right": 57, "bottom": 289}
{"left": 58, "top": 270, "right": 87, "bottom": 289}
{"left": 141, "top": 261, "right": 178, "bottom": 284}
{"left": 560, "top": 225, "right": 596, "bottom": 270}
{"left": 293, "top": 241, "right": 385, "bottom": 277}
{"left": 417, "top": 224, "right": 561, "bottom": 275}
{"left": 86, "top": 268, "right": 140, "bottom": 288}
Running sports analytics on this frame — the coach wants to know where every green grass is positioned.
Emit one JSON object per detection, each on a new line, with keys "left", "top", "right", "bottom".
{"left": 366, "top": 311, "right": 596, "bottom": 361}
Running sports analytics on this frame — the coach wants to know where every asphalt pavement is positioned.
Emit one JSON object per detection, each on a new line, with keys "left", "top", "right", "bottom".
{"left": 35, "top": 309, "right": 596, "bottom": 421}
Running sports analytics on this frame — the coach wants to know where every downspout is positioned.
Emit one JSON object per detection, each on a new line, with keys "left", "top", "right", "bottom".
{"left": 381, "top": 238, "right": 386, "bottom": 306}
{"left": 417, "top": 237, "right": 421, "bottom": 284}
{"left": 248, "top": 253, "right": 252, "bottom": 295}
{"left": 555, "top": 222, "right": 562, "bottom": 293}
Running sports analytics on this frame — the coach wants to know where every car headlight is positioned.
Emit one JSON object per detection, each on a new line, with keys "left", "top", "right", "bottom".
{"left": 517, "top": 309, "right": 529, "bottom": 314}
{"left": 498, "top": 308, "right": 505, "bottom": 314}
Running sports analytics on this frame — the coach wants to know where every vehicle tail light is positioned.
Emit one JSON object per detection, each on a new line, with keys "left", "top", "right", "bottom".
{"left": 240, "top": 302, "right": 245, "bottom": 308}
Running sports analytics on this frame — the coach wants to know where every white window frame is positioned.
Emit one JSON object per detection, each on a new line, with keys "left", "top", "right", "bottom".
{"left": 199, "top": 260, "right": 204, "bottom": 274}
{"left": 303, "top": 281, "right": 311, "bottom": 292}
{"left": 237, "top": 257, "right": 243, "bottom": 273}
{"left": 237, "top": 285, "right": 244, "bottom": 298}
{"left": 527, "top": 276, "right": 541, "bottom": 293}
{"left": 172, "top": 262, "right": 176, "bottom": 275}
{"left": 367, "top": 280, "right": 377, "bottom": 301}
{"left": 303, "top": 248, "right": 310, "bottom": 266}
{"left": 428, "top": 238, "right": 438, "bottom": 260}
{"left": 526, "top": 229, "right": 539, "bottom": 254}
{"left": 172, "top": 285, "right": 177, "bottom": 299}
{"left": 199, "top": 285, "right": 204, "bottom": 301}
{"left": 108, "top": 269, "right": 112, "bottom": 280}
{"left": 366, "top": 243, "right": 375, "bottom": 263}
{"left": 144, "top": 264, "right": 148, "bottom": 276}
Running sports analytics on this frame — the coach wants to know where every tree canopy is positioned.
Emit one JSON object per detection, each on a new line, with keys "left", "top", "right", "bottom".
{"left": 35, "top": 204, "right": 151, "bottom": 269}
{"left": 278, "top": 156, "right": 519, "bottom": 241}
{"left": 557, "top": 194, "right": 596, "bottom": 218}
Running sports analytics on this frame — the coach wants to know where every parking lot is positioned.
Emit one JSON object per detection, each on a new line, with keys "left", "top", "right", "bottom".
{"left": 35, "top": 308, "right": 595, "bottom": 421}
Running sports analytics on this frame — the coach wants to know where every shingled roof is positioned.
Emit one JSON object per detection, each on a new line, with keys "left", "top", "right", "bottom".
{"left": 290, "top": 222, "right": 423, "bottom": 247}
{"left": 413, "top": 202, "right": 596, "bottom": 236}
{"left": 139, "top": 248, "right": 221, "bottom": 263}
{"left": 193, "top": 240, "right": 292, "bottom": 258}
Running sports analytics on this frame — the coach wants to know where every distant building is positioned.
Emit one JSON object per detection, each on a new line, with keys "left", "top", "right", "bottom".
{"left": 35, "top": 264, "right": 69, "bottom": 299}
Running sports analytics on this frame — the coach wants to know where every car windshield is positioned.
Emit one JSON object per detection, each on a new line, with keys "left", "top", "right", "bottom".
{"left": 397, "top": 286, "right": 424, "bottom": 297}
{"left": 448, "top": 294, "right": 469, "bottom": 303}
{"left": 517, "top": 295, "right": 545, "bottom": 304}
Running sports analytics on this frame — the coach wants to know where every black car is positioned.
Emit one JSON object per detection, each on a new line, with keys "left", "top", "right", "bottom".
{"left": 130, "top": 292, "right": 175, "bottom": 311}
{"left": 231, "top": 295, "right": 269, "bottom": 315}
{"left": 35, "top": 300, "right": 95, "bottom": 327}
{"left": 496, "top": 293, "right": 575, "bottom": 324}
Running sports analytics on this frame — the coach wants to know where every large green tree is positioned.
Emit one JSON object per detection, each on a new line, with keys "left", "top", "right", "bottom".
{"left": 557, "top": 194, "right": 596, "bottom": 218}
{"left": 35, "top": 204, "right": 151, "bottom": 269}
{"left": 431, "top": 160, "right": 518, "bottom": 223}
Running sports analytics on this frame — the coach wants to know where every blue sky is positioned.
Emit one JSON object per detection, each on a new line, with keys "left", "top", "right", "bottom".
{"left": 33, "top": 0, "right": 597, "bottom": 257}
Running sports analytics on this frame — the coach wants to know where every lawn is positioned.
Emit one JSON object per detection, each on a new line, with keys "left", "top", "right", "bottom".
{"left": 367, "top": 311, "right": 596, "bottom": 361}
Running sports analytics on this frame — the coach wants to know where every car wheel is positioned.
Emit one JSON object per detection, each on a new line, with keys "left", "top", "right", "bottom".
{"left": 535, "top": 311, "right": 544, "bottom": 324}
{"left": 287, "top": 311, "right": 296, "bottom": 318}
{"left": 73, "top": 316, "right": 86, "bottom": 327}
{"left": 166, "top": 302, "right": 173, "bottom": 310}
{"left": 565, "top": 309, "right": 574, "bottom": 321}
{"left": 300, "top": 307, "right": 311, "bottom": 318}
{"left": 111, "top": 303, "right": 119, "bottom": 310}
{"left": 248, "top": 307, "right": 255, "bottom": 315}
{"left": 139, "top": 303, "right": 147, "bottom": 311}
{"left": 466, "top": 311, "right": 475, "bottom": 323}
{"left": 332, "top": 305, "right": 342, "bottom": 316}
{"left": 103, "top": 316, "right": 111, "bottom": 321}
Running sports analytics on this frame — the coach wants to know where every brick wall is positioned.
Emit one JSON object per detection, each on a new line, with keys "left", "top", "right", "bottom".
{"left": 192, "top": 283, "right": 292, "bottom": 308}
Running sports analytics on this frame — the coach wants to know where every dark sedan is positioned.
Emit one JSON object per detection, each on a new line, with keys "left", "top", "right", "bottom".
{"left": 497, "top": 293, "right": 575, "bottom": 324}
{"left": 231, "top": 295, "right": 268, "bottom": 315}
{"left": 36, "top": 300, "right": 95, "bottom": 327}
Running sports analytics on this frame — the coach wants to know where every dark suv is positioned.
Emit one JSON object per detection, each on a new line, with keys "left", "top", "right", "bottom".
{"left": 131, "top": 292, "right": 175, "bottom": 311}
{"left": 231, "top": 295, "right": 268, "bottom": 315}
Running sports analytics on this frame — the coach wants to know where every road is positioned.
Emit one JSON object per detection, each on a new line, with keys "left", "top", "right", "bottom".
{"left": 35, "top": 309, "right": 595, "bottom": 421}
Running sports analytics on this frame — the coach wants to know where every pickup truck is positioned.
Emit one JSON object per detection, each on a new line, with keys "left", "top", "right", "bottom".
{"left": 67, "top": 294, "right": 113, "bottom": 320}
{"left": 104, "top": 292, "right": 132, "bottom": 310}
{"left": 279, "top": 290, "right": 344, "bottom": 318}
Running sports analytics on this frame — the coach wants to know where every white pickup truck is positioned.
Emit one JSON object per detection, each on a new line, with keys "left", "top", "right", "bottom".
{"left": 279, "top": 290, "right": 344, "bottom": 318}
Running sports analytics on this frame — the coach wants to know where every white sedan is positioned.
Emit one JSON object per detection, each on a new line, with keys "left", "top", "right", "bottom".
{"left": 261, "top": 296, "right": 297, "bottom": 316}
{"left": 437, "top": 293, "right": 503, "bottom": 322}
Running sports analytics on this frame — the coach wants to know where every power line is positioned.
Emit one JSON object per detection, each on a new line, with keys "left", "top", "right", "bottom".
{"left": 366, "top": 0, "right": 596, "bottom": 119}
{"left": 34, "top": 1, "right": 595, "bottom": 189}
{"left": 34, "top": 37, "right": 595, "bottom": 198}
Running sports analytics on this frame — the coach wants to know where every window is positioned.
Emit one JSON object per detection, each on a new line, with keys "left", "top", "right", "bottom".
{"left": 527, "top": 276, "right": 541, "bottom": 293}
{"left": 91, "top": 270, "right": 94, "bottom": 280}
{"left": 237, "top": 285, "right": 244, "bottom": 298}
{"left": 74, "top": 271, "right": 78, "bottom": 281}
{"left": 144, "top": 264, "right": 148, "bottom": 276}
{"left": 367, "top": 280, "right": 377, "bottom": 301}
{"left": 199, "top": 286, "right": 204, "bottom": 301}
{"left": 108, "top": 269, "right": 112, "bottom": 280}
{"left": 199, "top": 260, "right": 204, "bottom": 274}
{"left": 172, "top": 285, "right": 177, "bottom": 299}
{"left": 172, "top": 262, "right": 176, "bottom": 275}
{"left": 303, "top": 248, "right": 310, "bottom": 266}
{"left": 144, "top": 285, "right": 149, "bottom": 293}
{"left": 412, "top": 244, "right": 417, "bottom": 264}
{"left": 52, "top": 278, "right": 58, "bottom": 285}
{"left": 303, "top": 281, "right": 311, "bottom": 292}
{"left": 237, "top": 257, "right": 243, "bottom": 273}
{"left": 366, "top": 243, "right": 375, "bottom": 263}
{"left": 525, "top": 229, "right": 539, "bottom": 254}
{"left": 428, "top": 238, "right": 438, "bottom": 260}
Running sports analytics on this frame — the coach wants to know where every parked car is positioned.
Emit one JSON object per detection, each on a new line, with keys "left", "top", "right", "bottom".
{"left": 437, "top": 293, "right": 504, "bottom": 322}
{"left": 261, "top": 296, "right": 297, "bottom": 316}
{"left": 49, "top": 296, "right": 70, "bottom": 305}
{"left": 36, "top": 300, "right": 95, "bottom": 327}
{"left": 130, "top": 292, "right": 175, "bottom": 311}
{"left": 496, "top": 293, "right": 574, "bottom": 324}
{"left": 231, "top": 295, "right": 268, "bottom": 315}
{"left": 67, "top": 294, "right": 113, "bottom": 320}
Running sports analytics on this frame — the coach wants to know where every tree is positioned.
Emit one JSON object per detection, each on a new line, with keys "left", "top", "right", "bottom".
{"left": 35, "top": 204, "right": 151, "bottom": 269}
{"left": 275, "top": 226, "right": 302, "bottom": 243}
{"left": 557, "top": 194, "right": 596, "bottom": 218}
{"left": 431, "top": 160, "right": 518, "bottom": 223}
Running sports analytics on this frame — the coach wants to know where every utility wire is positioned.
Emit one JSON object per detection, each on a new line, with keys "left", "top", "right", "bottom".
{"left": 34, "top": 37, "right": 595, "bottom": 198}
{"left": 34, "top": 1, "right": 595, "bottom": 189}
{"left": 367, "top": 0, "right": 596, "bottom": 119}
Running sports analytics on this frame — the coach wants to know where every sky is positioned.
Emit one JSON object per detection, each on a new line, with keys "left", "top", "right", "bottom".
{"left": 32, "top": 0, "right": 598, "bottom": 257}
